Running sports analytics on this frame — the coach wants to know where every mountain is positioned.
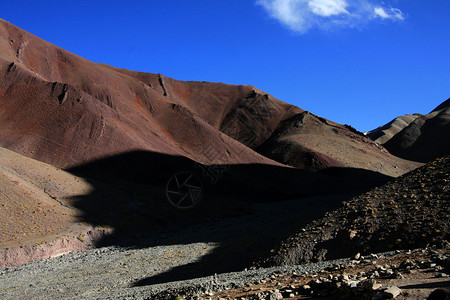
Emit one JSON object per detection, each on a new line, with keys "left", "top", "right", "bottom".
{"left": 366, "top": 113, "right": 422, "bottom": 144}
{"left": 0, "top": 19, "right": 282, "bottom": 169}
{"left": 0, "top": 19, "right": 419, "bottom": 177}
{"left": 368, "top": 99, "right": 450, "bottom": 162}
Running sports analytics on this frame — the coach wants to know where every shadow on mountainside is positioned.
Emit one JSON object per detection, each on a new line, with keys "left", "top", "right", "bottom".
{"left": 66, "top": 150, "right": 393, "bottom": 286}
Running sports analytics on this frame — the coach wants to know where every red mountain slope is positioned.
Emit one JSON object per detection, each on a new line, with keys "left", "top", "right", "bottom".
{"left": 0, "top": 19, "right": 419, "bottom": 176}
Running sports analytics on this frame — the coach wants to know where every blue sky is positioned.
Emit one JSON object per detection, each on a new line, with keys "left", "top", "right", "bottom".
{"left": 1, "top": 0, "right": 449, "bottom": 131}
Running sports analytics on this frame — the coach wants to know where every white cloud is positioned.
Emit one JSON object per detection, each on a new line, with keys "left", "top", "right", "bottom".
{"left": 257, "top": 0, "right": 406, "bottom": 33}
{"left": 308, "top": 0, "right": 348, "bottom": 17}
{"left": 374, "top": 6, "right": 390, "bottom": 18}
{"left": 374, "top": 6, "right": 405, "bottom": 20}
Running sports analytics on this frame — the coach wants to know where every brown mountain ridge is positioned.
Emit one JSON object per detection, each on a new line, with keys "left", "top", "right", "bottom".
{"left": 368, "top": 98, "right": 450, "bottom": 163}
{"left": 0, "top": 19, "right": 418, "bottom": 178}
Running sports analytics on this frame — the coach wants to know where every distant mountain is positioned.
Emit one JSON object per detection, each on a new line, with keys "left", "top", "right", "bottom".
{"left": 366, "top": 113, "right": 422, "bottom": 144}
{"left": 368, "top": 99, "right": 450, "bottom": 162}
{"left": 0, "top": 19, "right": 418, "bottom": 177}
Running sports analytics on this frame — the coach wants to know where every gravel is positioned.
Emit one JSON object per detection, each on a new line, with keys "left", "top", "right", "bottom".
{"left": 0, "top": 239, "right": 353, "bottom": 300}
{"left": 3, "top": 156, "right": 446, "bottom": 299}
{"left": 0, "top": 239, "right": 218, "bottom": 299}
{"left": 1, "top": 190, "right": 447, "bottom": 300}
{"left": 0, "top": 194, "right": 348, "bottom": 300}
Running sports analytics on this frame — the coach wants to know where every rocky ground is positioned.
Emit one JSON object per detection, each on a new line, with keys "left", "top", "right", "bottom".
{"left": 0, "top": 193, "right": 348, "bottom": 299}
{"left": 2, "top": 241, "right": 447, "bottom": 299}
{"left": 0, "top": 152, "right": 448, "bottom": 299}
{"left": 257, "top": 156, "right": 449, "bottom": 267}
{"left": 196, "top": 247, "right": 450, "bottom": 300}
